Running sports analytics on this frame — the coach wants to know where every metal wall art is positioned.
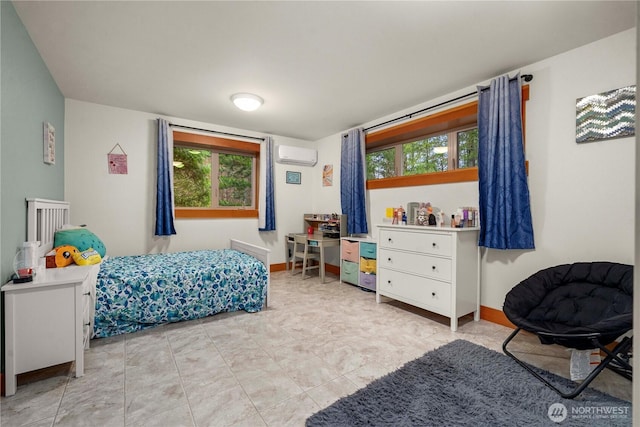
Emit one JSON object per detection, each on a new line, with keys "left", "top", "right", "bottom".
{"left": 576, "top": 85, "right": 635, "bottom": 143}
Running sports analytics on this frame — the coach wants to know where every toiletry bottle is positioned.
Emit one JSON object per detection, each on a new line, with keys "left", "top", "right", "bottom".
{"left": 450, "top": 214, "right": 456, "bottom": 228}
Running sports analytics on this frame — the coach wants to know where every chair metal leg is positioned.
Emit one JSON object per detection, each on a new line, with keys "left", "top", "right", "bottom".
{"left": 502, "top": 328, "right": 632, "bottom": 399}
{"left": 601, "top": 336, "right": 633, "bottom": 380}
{"left": 301, "top": 248, "right": 308, "bottom": 279}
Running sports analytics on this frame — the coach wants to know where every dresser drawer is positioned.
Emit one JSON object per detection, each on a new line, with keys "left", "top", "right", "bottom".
{"left": 360, "top": 242, "right": 377, "bottom": 259}
{"left": 81, "top": 264, "right": 99, "bottom": 348}
{"left": 378, "top": 268, "right": 451, "bottom": 316}
{"left": 341, "top": 260, "right": 359, "bottom": 284}
{"left": 341, "top": 240, "right": 360, "bottom": 263}
{"left": 379, "top": 229, "right": 452, "bottom": 257}
{"left": 378, "top": 248, "right": 451, "bottom": 282}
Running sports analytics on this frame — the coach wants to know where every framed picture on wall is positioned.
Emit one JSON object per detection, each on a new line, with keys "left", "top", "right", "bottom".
{"left": 322, "top": 164, "right": 333, "bottom": 186}
{"left": 286, "top": 170, "right": 301, "bottom": 184}
{"left": 43, "top": 122, "right": 55, "bottom": 165}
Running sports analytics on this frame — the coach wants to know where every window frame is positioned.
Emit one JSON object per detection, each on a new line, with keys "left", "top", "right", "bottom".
{"left": 365, "top": 85, "right": 529, "bottom": 190}
{"left": 172, "top": 131, "right": 260, "bottom": 219}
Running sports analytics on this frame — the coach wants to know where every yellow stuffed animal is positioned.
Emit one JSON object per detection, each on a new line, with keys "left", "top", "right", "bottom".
{"left": 72, "top": 248, "right": 102, "bottom": 266}
{"left": 54, "top": 245, "right": 78, "bottom": 267}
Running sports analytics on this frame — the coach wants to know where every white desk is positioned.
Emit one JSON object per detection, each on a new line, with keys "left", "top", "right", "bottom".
{"left": 2, "top": 267, "right": 91, "bottom": 396}
{"left": 285, "top": 233, "right": 340, "bottom": 283}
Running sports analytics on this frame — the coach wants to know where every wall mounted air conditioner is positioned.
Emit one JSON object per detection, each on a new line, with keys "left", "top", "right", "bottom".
{"left": 275, "top": 145, "right": 317, "bottom": 166}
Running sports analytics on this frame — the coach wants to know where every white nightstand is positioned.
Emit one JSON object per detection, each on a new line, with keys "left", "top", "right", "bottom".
{"left": 2, "top": 267, "right": 91, "bottom": 396}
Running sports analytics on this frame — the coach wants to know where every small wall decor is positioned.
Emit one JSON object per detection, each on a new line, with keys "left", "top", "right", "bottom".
{"left": 108, "top": 143, "right": 128, "bottom": 174}
{"left": 576, "top": 85, "right": 636, "bottom": 143}
{"left": 322, "top": 164, "right": 333, "bottom": 186}
{"left": 43, "top": 122, "right": 55, "bottom": 164}
{"left": 286, "top": 170, "right": 301, "bottom": 184}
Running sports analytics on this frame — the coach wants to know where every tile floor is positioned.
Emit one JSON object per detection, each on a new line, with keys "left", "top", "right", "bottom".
{"left": 1, "top": 270, "right": 631, "bottom": 426}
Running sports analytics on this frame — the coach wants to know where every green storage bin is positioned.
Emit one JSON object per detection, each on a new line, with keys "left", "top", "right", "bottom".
{"left": 341, "top": 260, "right": 359, "bottom": 284}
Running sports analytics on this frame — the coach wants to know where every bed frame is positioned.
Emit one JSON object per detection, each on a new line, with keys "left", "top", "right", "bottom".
{"left": 26, "top": 198, "right": 70, "bottom": 257}
{"left": 26, "top": 198, "right": 271, "bottom": 304}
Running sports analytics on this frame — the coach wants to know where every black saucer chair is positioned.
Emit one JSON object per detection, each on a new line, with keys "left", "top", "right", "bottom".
{"left": 502, "top": 262, "right": 633, "bottom": 399}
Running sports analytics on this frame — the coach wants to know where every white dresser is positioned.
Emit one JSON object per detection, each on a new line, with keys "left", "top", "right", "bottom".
{"left": 376, "top": 225, "right": 480, "bottom": 331}
{"left": 2, "top": 265, "right": 98, "bottom": 396}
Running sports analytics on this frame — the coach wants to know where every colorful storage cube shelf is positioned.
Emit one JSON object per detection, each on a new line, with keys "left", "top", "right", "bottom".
{"left": 340, "top": 237, "right": 377, "bottom": 291}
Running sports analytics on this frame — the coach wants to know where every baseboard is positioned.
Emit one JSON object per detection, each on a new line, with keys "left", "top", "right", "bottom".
{"left": 479, "top": 306, "right": 625, "bottom": 356}
{"left": 270, "top": 263, "right": 286, "bottom": 272}
{"left": 325, "top": 263, "right": 340, "bottom": 275}
{"left": 480, "top": 305, "right": 516, "bottom": 329}
{"left": 270, "top": 263, "right": 340, "bottom": 275}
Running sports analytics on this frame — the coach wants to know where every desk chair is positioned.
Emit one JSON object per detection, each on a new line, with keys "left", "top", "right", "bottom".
{"left": 291, "top": 234, "right": 320, "bottom": 279}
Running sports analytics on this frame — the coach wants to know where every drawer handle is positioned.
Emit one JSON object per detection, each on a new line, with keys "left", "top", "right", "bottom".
{"left": 83, "top": 292, "right": 91, "bottom": 296}
{"left": 432, "top": 292, "right": 436, "bottom": 297}
{"left": 432, "top": 242, "right": 436, "bottom": 247}
{"left": 387, "top": 238, "right": 392, "bottom": 242}
{"left": 84, "top": 322, "right": 91, "bottom": 326}
{"left": 387, "top": 257, "right": 392, "bottom": 262}
{"left": 431, "top": 265, "right": 436, "bottom": 270}
{"left": 387, "top": 280, "right": 392, "bottom": 285}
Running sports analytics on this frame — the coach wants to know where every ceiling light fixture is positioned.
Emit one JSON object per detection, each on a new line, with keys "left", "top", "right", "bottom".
{"left": 231, "top": 93, "right": 263, "bottom": 112}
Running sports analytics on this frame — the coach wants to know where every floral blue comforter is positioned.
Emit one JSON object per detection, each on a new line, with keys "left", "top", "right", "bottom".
{"left": 94, "top": 249, "right": 268, "bottom": 338}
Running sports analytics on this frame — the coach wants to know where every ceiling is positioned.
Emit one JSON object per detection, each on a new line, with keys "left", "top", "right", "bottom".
{"left": 12, "top": 1, "right": 636, "bottom": 141}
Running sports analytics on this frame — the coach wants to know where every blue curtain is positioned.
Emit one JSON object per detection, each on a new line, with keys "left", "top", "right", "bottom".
{"left": 259, "top": 136, "right": 276, "bottom": 231}
{"left": 477, "top": 74, "right": 534, "bottom": 249}
{"left": 155, "top": 118, "right": 176, "bottom": 236}
{"left": 341, "top": 128, "right": 368, "bottom": 235}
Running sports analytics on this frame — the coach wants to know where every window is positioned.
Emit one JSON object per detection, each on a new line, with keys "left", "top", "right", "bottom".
{"left": 456, "top": 128, "right": 478, "bottom": 169}
{"left": 172, "top": 131, "right": 260, "bottom": 218}
{"left": 367, "top": 128, "right": 477, "bottom": 180}
{"left": 365, "top": 85, "right": 529, "bottom": 189}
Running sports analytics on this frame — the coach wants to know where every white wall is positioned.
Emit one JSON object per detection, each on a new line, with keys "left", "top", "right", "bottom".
{"left": 314, "top": 28, "right": 636, "bottom": 310}
{"left": 65, "top": 29, "right": 635, "bottom": 310}
{"left": 64, "top": 100, "right": 316, "bottom": 262}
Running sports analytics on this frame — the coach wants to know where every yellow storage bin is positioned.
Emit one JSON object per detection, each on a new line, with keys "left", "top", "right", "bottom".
{"left": 360, "top": 257, "right": 377, "bottom": 274}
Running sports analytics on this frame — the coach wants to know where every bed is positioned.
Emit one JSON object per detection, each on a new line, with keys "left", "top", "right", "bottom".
{"left": 27, "top": 198, "right": 271, "bottom": 341}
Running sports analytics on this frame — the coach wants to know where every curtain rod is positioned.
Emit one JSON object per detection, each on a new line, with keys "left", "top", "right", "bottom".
{"left": 362, "top": 74, "right": 533, "bottom": 134}
{"left": 169, "top": 123, "right": 265, "bottom": 141}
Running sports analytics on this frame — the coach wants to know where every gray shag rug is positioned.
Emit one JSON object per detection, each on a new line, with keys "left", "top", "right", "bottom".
{"left": 306, "top": 340, "right": 631, "bottom": 427}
